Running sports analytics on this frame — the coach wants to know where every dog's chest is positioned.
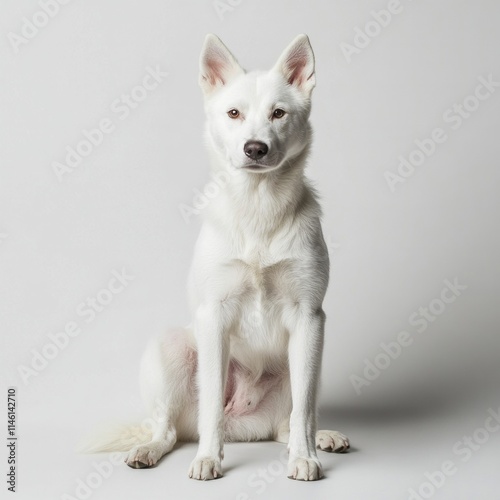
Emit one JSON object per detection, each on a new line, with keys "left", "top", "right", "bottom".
{"left": 229, "top": 252, "right": 296, "bottom": 356}
{"left": 234, "top": 234, "right": 297, "bottom": 302}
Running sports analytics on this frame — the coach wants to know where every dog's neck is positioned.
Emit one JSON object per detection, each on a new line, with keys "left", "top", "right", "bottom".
{"left": 206, "top": 147, "right": 317, "bottom": 241}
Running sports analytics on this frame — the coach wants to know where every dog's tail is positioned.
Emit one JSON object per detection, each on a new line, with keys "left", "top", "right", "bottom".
{"left": 77, "top": 423, "right": 153, "bottom": 454}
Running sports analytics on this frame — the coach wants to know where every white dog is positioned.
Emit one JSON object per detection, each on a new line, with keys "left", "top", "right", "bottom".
{"left": 86, "top": 34, "right": 349, "bottom": 481}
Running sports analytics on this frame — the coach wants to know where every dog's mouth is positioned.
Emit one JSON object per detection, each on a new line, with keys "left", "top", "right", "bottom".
{"left": 241, "top": 163, "right": 279, "bottom": 173}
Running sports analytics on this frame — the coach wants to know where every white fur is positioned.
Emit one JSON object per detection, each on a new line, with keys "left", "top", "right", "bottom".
{"left": 82, "top": 34, "right": 349, "bottom": 481}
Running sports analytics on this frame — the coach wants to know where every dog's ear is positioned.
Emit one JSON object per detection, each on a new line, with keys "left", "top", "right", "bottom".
{"left": 199, "top": 34, "right": 245, "bottom": 95}
{"left": 274, "top": 34, "right": 315, "bottom": 96}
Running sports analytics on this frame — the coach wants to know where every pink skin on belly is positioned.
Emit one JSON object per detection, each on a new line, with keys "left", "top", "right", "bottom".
{"left": 164, "top": 333, "right": 280, "bottom": 417}
{"left": 224, "top": 361, "right": 281, "bottom": 416}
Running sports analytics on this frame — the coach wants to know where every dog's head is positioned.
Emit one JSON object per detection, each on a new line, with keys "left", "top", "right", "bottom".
{"left": 199, "top": 34, "right": 315, "bottom": 173}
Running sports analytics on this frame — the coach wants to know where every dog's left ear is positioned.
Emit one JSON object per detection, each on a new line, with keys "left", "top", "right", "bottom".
{"left": 274, "top": 34, "right": 315, "bottom": 96}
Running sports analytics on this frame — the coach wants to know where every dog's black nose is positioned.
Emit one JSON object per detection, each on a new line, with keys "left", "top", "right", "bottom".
{"left": 244, "top": 141, "right": 268, "bottom": 160}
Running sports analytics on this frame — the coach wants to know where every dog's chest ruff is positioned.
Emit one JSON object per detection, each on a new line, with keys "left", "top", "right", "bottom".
{"left": 228, "top": 247, "right": 298, "bottom": 354}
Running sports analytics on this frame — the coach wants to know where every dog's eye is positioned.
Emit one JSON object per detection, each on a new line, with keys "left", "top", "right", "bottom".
{"left": 227, "top": 109, "right": 240, "bottom": 119}
{"left": 272, "top": 108, "right": 286, "bottom": 119}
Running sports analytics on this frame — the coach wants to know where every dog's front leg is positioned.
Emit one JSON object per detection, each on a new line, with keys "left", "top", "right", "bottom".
{"left": 287, "top": 307, "right": 325, "bottom": 481}
{"left": 188, "top": 303, "right": 230, "bottom": 480}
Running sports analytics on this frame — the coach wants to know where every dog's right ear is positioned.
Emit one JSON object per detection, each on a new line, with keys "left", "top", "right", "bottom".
{"left": 199, "top": 34, "right": 245, "bottom": 95}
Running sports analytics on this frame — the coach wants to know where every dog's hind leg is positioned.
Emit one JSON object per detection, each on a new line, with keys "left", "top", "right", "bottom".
{"left": 315, "top": 430, "right": 350, "bottom": 453}
{"left": 275, "top": 422, "right": 350, "bottom": 453}
{"left": 125, "top": 416, "right": 177, "bottom": 469}
{"left": 125, "top": 328, "right": 197, "bottom": 468}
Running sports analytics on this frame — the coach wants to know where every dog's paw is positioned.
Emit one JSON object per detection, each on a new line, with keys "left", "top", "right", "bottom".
{"left": 287, "top": 456, "right": 323, "bottom": 481}
{"left": 316, "top": 430, "right": 350, "bottom": 453}
{"left": 125, "top": 444, "right": 163, "bottom": 469}
{"left": 188, "top": 456, "right": 222, "bottom": 480}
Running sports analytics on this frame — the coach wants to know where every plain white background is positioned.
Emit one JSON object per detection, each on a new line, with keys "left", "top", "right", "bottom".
{"left": 1, "top": 1, "right": 499, "bottom": 499}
